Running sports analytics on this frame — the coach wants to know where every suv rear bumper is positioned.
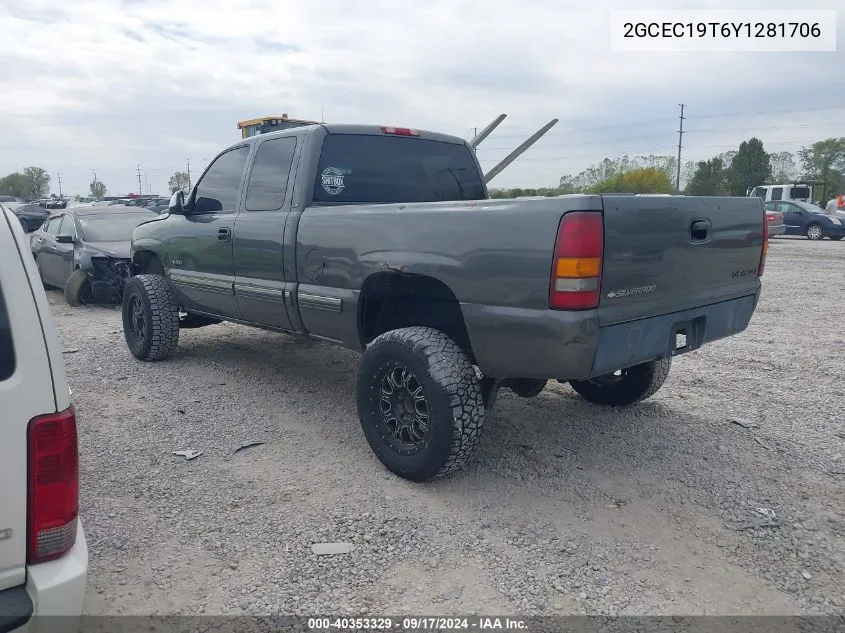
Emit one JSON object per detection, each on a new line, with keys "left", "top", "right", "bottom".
{"left": 1, "top": 521, "right": 88, "bottom": 633}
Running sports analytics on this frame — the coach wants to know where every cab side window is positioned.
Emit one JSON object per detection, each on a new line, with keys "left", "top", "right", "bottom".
{"left": 245, "top": 137, "right": 298, "bottom": 211}
{"left": 193, "top": 146, "right": 250, "bottom": 214}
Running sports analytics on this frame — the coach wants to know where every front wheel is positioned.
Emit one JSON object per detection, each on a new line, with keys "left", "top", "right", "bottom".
{"left": 806, "top": 223, "right": 824, "bottom": 240}
{"left": 357, "top": 327, "right": 485, "bottom": 482}
{"left": 64, "top": 269, "right": 93, "bottom": 306}
{"left": 121, "top": 274, "right": 180, "bottom": 361}
{"left": 569, "top": 357, "right": 672, "bottom": 407}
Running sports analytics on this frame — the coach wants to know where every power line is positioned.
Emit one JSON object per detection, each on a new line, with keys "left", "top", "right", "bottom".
{"left": 469, "top": 103, "right": 845, "bottom": 142}
{"left": 686, "top": 103, "right": 845, "bottom": 120}
{"left": 476, "top": 145, "right": 678, "bottom": 163}
{"left": 686, "top": 121, "right": 844, "bottom": 134}
{"left": 479, "top": 130, "right": 676, "bottom": 151}
{"left": 477, "top": 118, "right": 843, "bottom": 154}
{"left": 685, "top": 140, "right": 811, "bottom": 148}
{"left": 676, "top": 104, "right": 685, "bottom": 193}
{"left": 482, "top": 116, "right": 676, "bottom": 140}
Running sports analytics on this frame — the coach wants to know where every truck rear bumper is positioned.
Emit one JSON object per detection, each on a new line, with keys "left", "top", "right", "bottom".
{"left": 589, "top": 293, "right": 757, "bottom": 377}
{"left": 463, "top": 292, "right": 759, "bottom": 381}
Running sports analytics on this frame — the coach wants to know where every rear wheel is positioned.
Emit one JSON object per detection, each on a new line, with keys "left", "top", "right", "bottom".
{"left": 121, "top": 274, "right": 180, "bottom": 361}
{"left": 806, "top": 223, "right": 824, "bottom": 240}
{"left": 357, "top": 327, "right": 484, "bottom": 482}
{"left": 64, "top": 269, "right": 93, "bottom": 306}
{"left": 569, "top": 357, "right": 672, "bottom": 406}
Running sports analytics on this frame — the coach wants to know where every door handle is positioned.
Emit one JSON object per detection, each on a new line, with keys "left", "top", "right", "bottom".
{"left": 690, "top": 219, "right": 711, "bottom": 242}
{"left": 217, "top": 227, "right": 232, "bottom": 243}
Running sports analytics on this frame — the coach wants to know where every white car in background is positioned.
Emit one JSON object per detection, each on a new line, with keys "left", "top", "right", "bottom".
{"left": 0, "top": 202, "right": 87, "bottom": 632}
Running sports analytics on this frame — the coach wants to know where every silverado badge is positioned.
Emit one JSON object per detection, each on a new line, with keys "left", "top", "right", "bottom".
{"left": 606, "top": 284, "right": 657, "bottom": 299}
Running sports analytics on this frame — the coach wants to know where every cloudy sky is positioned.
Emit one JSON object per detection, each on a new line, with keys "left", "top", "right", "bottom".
{"left": 1, "top": 0, "right": 843, "bottom": 197}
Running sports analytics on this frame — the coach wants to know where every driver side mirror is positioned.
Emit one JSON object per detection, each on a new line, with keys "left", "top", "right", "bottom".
{"left": 168, "top": 190, "right": 186, "bottom": 214}
{"left": 55, "top": 234, "right": 74, "bottom": 244}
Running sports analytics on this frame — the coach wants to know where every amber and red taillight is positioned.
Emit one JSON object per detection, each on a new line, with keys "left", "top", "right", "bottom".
{"left": 549, "top": 211, "right": 604, "bottom": 310}
{"left": 27, "top": 405, "right": 79, "bottom": 564}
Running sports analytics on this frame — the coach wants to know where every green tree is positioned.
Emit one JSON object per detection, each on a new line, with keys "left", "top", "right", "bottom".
{"left": 23, "top": 167, "right": 50, "bottom": 198}
{"left": 168, "top": 171, "right": 190, "bottom": 193}
{"left": 769, "top": 151, "right": 798, "bottom": 183}
{"left": 725, "top": 137, "right": 772, "bottom": 196}
{"left": 0, "top": 167, "right": 51, "bottom": 198}
{"left": 90, "top": 180, "right": 107, "bottom": 198}
{"left": 716, "top": 150, "right": 738, "bottom": 172}
{"left": 0, "top": 172, "right": 30, "bottom": 198}
{"left": 798, "top": 137, "right": 845, "bottom": 202}
{"left": 589, "top": 167, "right": 673, "bottom": 194}
{"left": 685, "top": 158, "right": 728, "bottom": 196}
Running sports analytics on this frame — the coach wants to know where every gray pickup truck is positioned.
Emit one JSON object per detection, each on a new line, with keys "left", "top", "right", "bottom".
{"left": 121, "top": 123, "right": 768, "bottom": 481}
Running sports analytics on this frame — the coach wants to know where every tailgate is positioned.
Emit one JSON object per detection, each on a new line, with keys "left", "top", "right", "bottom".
{"left": 598, "top": 195, "right": 764, "bottom": 326}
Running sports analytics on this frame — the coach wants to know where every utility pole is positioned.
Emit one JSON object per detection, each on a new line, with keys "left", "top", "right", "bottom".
{"left": 676, "top": 103, "right": 685, "bottom": 193}
{"left": 144, "top": 172, "right": 149, "bottom": 195}
{"left": 57, "top": 173, "right": 63, "bottom": 197}
{"left": 136, "top": 164, "right": 143, "bottom": 195}
{"left": 186, "top": 159, "right": 192, "bottom": 191}
{"left": 473, "top": 127, "right": 478, "bottom": 138}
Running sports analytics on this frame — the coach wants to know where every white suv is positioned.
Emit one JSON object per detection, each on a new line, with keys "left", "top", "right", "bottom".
{"left": 0, "top": 202, "right": 87, "bottom": 631}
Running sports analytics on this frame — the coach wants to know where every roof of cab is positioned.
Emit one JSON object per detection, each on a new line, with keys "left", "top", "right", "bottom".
{"left": 235, "top": 123, "right": 469, "bottom": 149}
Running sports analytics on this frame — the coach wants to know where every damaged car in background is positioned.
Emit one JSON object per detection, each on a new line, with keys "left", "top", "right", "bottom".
{"left": 30, "top": 206, "right": 158, "bottom": 306}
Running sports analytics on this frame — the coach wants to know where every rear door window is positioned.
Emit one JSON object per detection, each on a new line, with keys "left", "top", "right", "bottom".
{"left": 245, "top": 137, "right": 298, "bottom": 211}
{"left": 770, "top": 187, "right": 783, "bottom": 201}
{"left": 312, "top": 134, "right": 485, "bottom": 204}
{"left": 0, "top": 282, "right": 14, "bottom": 381}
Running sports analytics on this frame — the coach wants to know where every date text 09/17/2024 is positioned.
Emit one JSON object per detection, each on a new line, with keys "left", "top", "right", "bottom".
{"left": 307, "top": 616, "right": 528, "bottom": 630}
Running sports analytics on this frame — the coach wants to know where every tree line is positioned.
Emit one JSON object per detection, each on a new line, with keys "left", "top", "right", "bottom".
{"left": 0, "top": 166, "right": 109, "bottom": 199}
{"left": 489, "top": 137, "right": 845, "bottom": 202}
{"left": 0, "top": 167, "right": 52, "bottom": 199}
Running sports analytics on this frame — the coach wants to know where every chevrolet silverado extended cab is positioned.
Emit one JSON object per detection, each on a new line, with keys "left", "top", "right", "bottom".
{"left": 121, "top": 124, "right": 767, "bottom": 482}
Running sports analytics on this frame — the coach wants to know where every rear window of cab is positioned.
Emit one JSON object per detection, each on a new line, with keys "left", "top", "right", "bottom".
{"left": 312, "top": 134, "right": 486, "bottom": 204}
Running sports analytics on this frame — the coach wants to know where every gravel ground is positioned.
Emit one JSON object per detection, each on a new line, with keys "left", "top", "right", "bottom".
{"left": 48, "top": 236, "right": 844, "bottom": 617}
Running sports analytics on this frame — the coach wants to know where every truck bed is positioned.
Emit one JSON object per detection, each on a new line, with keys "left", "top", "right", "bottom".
{"left": 295, "top": 193, "right": 764, "bottom": 380}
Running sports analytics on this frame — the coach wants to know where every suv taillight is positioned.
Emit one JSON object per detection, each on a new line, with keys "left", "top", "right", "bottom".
{"left": 27, "top": 405, "right": 78, "bottom": 565}
{"left": 549, "top": 211, "right": 604, "bottom": 310}
{"left": 758, "top": 212, "right": 768, "bottom": 278}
